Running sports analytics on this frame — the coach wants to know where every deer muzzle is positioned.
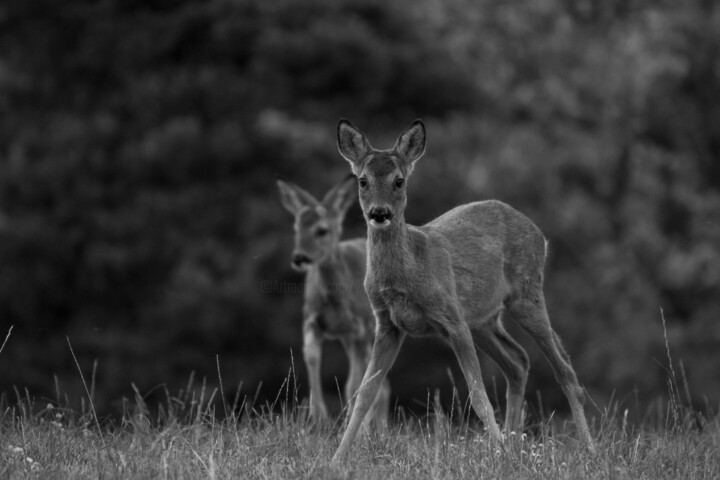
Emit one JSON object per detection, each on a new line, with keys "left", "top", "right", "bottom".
{"left": 291, "top": 252, "right": 312, "bottom": 270}
{"left": 367, "top": 206, "right": 393, "bottom": 228}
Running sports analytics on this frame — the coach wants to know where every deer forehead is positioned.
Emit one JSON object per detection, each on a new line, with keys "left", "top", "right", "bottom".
{"left": 363, "top": 153, "right": 404, "bottom": 179}
{"left": 296, "top": 206, "right": 330, "bottom": 231}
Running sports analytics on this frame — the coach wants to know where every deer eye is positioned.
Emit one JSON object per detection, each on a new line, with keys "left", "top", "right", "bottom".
{"left": 315, "top": 226, "right": 329, "bottom": 237}
{"left": 358, "top": 177, "right": 368, "bottom": 188}
{"left": 394, "top": 177, "right": 404, "bottom": 188}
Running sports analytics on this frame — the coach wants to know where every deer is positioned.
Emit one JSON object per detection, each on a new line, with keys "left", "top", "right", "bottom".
{"left": 331, "top": 119, "right": 595, "bottom": 464}
{"left": 276, "top": 175, "right": 390, "bottom": 430}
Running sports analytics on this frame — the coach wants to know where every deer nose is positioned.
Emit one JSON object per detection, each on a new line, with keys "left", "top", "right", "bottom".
{"left": 292, "top": 252, "right": 312, "bottom": 269}
{"left": 368, "top": 206, "right": 393, "bottom": 224}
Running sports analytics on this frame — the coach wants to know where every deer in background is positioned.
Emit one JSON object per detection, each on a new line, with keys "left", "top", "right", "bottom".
{"left": 331, "top": 119, "right": 595, "bottom": 464}
{"left": 277, "top": 175, "right": 390, "bottom": 429}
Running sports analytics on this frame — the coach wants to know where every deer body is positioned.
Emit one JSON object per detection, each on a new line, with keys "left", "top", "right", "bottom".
{"left": 367, "top": 201, "right": 543, "bottom": 337}
{"left": 277, "top": 176, "right": 389, "bottom": 426}
{"left": 303, "top": 238, "right": 370, "bottom": 338}
{"left": 331, "top": 120, "right": 594, "bottom": 465}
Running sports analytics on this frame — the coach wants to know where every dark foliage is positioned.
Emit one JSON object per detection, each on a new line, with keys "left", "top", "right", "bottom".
{"left": 0, "top": 0, "right": 718, "bottom": 421}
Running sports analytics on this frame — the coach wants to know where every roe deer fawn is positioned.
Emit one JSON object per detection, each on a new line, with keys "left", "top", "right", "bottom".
{"left": 277, "top": 175, "right": 390, "bottom": 428}
{"left": 331, "top": 119, "right": 595, "bottom": 464}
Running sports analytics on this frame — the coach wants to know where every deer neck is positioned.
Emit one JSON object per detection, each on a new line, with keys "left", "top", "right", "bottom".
{"left": 366, "top": 216, "right": 412, "bottom": 281}
{"left": 308, "top": 244, "right": 346, "bottom": 296}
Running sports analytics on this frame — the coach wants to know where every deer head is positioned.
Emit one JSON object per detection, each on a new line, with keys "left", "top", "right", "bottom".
{"left": 277, "top": 175, "right": 358, "bottom": 271}
{"left": 337, "top": 119, "right": 426, "bottom": 230}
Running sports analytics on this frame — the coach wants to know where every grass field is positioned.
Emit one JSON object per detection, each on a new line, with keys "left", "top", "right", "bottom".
{"left": 1, "top": 327, "right": 719, "bottom": 479}
{"left": 2, "top": 366, "right": 719, "bottom": 480}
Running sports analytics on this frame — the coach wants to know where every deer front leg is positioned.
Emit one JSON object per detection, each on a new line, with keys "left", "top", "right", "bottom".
{"left": 340, "top": 338, "right": 368, "bottom": 424}
{"left": 447, "top": 320, "right": 502, "bottom": 444}
{"left": 472, "top": 322, "right": 529, "bottom": 435}
{"left": 371, "top": 377, "right": 391, "bottom": 433}
{"left": 343, "top": 337, "right": 390, "bottom": 433}
{"left": 303, "top": 319, "right": 328, "bottom": 420}
{"left": 331, "top": 315, "right": 404, "bottom": 465}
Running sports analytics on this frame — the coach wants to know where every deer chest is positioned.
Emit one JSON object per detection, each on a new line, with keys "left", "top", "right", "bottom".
{"left": 305, "top": 293, "right": 370, "bottom": 340}
{"left": 375, "top": 288, "right": 438, "bottom": 336}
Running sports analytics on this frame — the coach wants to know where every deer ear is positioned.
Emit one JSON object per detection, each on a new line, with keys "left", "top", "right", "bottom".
{"left": 337, "top": 119, "right": 371, "bottom": 171}
{"left": 393, "top": 119, "right": 426, "bottom": 170}
{"left": 323, "top": 174, "right": 357, "bottom": 217}
{"left": 276, "top": 179, "right": 317, "bottom": 215}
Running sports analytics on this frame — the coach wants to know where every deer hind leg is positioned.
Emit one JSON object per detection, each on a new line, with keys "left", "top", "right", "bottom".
{"left": 445, "top": 319, "right": 502, "bottom": 443}
{"left": 303, "top": 320, "right": 328, "bottom": 420}
{"left": 507, "top": 296, "right": 595, "bottom": 450}
{"left": 472, "top": 315, "right": 529, "bottom": 434}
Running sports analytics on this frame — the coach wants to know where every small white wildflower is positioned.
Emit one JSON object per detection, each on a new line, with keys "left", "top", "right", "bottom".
{"left": 509, "top": 431, "right": 517, "bottom": 436}
{"left": 46, "top": 403, "right": 54, "bottom": 410}
{"left": 25, "top": 457, "right": 41, "bottom": 471}
{"left": 521, "top": 433, "right": 527, "bottom": 441}
{"left": 9, "top": 446, "right": 24, "bottom": 454}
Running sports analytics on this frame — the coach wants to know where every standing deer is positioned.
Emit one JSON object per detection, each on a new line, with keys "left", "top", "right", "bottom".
{"left": 331, "top": 119, "right": 595, "bottom": 464}
{"left": 277, "top": 175, "right": 390, "bottom": 428}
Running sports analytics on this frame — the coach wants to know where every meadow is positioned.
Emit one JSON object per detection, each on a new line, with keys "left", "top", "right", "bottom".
{"left": 1, "top": 342, "right": 719, "bottom": 480}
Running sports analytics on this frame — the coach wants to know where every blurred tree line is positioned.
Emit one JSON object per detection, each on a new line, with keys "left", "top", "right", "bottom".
{"left": 1, "top": 0, "right": 718, "bottom": 421}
